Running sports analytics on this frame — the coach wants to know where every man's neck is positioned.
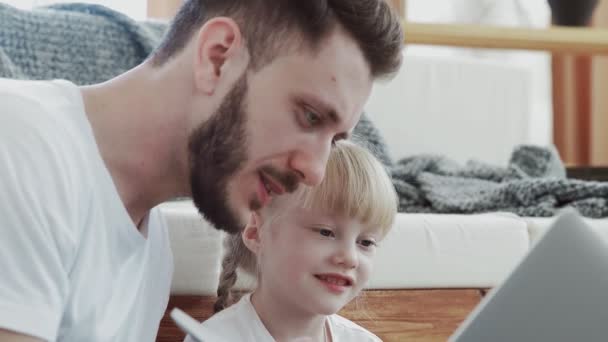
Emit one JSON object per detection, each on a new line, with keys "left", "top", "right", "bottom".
{"left": 80, "top": 62, "right": 193, "bottom": 225}
{"left": 251, "top": 289, "right": 328, "bottom": 341}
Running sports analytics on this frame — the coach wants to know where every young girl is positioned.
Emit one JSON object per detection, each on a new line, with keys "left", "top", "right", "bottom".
{"left": 186, "top": 140, "right": 397, "bottom": 341}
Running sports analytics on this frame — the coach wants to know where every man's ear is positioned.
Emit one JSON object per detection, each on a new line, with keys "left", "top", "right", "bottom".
{"left": 241, "top": 212, "right": 263, "bottom": 255}
{"left": 192, "top": 17, "right": 247, "bottom": 95}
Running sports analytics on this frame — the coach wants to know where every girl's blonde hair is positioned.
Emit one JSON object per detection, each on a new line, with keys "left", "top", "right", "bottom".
{"left": 214, "top": 140, "right": 397, "bottom": 312}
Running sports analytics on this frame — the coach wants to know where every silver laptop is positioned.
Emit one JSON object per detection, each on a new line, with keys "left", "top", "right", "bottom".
{"left": 450, "top": 209, "right": 608, "bottom": 342}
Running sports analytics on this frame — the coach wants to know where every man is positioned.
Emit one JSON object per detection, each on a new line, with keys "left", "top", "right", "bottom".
{"left": 0, "top": 0, "right": 403, "bottom": 341}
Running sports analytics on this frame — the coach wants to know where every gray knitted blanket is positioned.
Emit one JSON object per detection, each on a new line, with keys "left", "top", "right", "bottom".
{"left": 392, "top": 145, "right": 608, "bottom": 218}
{"left": 2, "top": 3, "right": 607, "bottom": 218}
{"left": 0, "top": 3, "right": 166, "bottom": 82}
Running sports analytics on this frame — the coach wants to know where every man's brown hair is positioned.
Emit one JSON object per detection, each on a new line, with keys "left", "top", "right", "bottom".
{"left": 151, "top": 0, "right": 404, "bottom": 78}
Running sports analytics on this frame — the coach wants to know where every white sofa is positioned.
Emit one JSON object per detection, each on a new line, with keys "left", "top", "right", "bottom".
{"left": 161, "top": 200, "right": 608, "bottom": 296}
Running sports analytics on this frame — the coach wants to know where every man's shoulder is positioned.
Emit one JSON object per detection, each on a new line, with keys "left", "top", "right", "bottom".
{"left": 0, "top": 78, "right": 82, "bottom": 133}
{"left": 0, "top": 77, "right": 95, "bottom": 226}
{"left": 328, "top": 314, "right": 383, "bottom": 341}
{"left": 0, "top": 78, "right": 90, "bottom": 159}
{"left": 0, "top": 78, "right": 51, "bottom": 118}
{"left": 0, "top": 77, "right": 71, "bottom": 103}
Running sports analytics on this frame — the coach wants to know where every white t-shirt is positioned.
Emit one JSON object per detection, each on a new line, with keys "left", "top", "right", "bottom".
{"left": 0, "top": 78, "right": 174, "bottom": 341}
{"left": 184, "top": 294, "right": 382, "bottom": 342}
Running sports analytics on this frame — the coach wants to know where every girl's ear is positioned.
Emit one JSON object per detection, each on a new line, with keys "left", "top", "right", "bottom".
{"left": 241, "top": 212, "right": 263, "bottom": 255}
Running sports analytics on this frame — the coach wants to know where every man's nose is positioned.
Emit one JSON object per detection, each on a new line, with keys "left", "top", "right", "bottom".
{"left": 289, "top": 141, "right": 331, "bottom": 186}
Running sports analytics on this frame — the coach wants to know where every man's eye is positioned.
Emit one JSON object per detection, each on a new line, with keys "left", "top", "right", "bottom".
{"left": 305, "top": 110, "right": 321, "bottom": 126}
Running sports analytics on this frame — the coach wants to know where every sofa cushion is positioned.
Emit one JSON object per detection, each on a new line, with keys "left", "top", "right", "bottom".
{"left": 370, "top": 212, "right": 529, "bottom": 289}
{"left": 160, "top": 201, "right": 530, "bottom": 294}
{"left": 160, "top": 200, "right": 224, "bottom": 296}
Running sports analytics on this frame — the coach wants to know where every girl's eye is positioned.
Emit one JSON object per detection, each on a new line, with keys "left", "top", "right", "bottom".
{"left": 319, "top": 228, "right": 334, "bottom": 237}
{"left": 359, "top": 239, "right": 377, "bottom": 248}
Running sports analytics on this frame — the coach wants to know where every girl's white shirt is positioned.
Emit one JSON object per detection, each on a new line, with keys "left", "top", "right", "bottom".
{"left": 183, "top": 294, "right": 382, "bottom": 342}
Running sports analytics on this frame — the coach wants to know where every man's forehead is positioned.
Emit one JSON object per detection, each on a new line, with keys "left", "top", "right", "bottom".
{"left": 256, "top": 30, "right": 372, "bottom": 126}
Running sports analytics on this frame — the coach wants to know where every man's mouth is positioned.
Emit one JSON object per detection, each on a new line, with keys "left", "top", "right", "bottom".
{"left": 260, "top": 172, "right": 286, "bottom": 196}
{"left": 256, "top": 172, "right": 280, "bottom": 207}
{"left": 256, "top": 171, "right": 288, "bottom": 207}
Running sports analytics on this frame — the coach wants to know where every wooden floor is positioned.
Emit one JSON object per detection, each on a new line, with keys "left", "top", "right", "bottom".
{"left": 157, "top": 289, "right": 484, "bottom": 342}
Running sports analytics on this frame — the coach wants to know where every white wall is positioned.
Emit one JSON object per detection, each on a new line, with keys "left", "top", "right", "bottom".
{"left": 374, "top": 0, "right": 553, "bottom": 164}
{"left": 447, "top": 0, "right": 553, "bottom": 147}
{"left": 366, "top": 52, "right": 531, "bottom": 166}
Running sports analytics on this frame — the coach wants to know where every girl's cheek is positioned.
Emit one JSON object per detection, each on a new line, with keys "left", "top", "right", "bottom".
{"left": 359, "top": 256, "right": 374, "bottom": 275}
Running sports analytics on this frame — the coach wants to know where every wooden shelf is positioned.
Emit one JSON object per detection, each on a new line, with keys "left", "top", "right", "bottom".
{"left": 405, "top": 22, "right": 608, "bottom": 55}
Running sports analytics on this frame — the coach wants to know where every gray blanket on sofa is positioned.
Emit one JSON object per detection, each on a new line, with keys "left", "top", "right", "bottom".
{"left": 392, "top": 145, "right": 608, "bottom": 218}
{"left": 2, "top": 3, "right": 607, "bottom": 218}
{"left": 0, "top": 3, "right": 166, "bottom": 82}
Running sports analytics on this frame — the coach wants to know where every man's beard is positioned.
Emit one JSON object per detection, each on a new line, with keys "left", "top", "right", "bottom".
{"left": 188, "top": 75, "right": 302, "bottom": 234}
{"left": 188, "top": 75, "right": 300, "bottom": 233}
{"left": 188, "top": 75, "right": 249, "bottom": 234}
